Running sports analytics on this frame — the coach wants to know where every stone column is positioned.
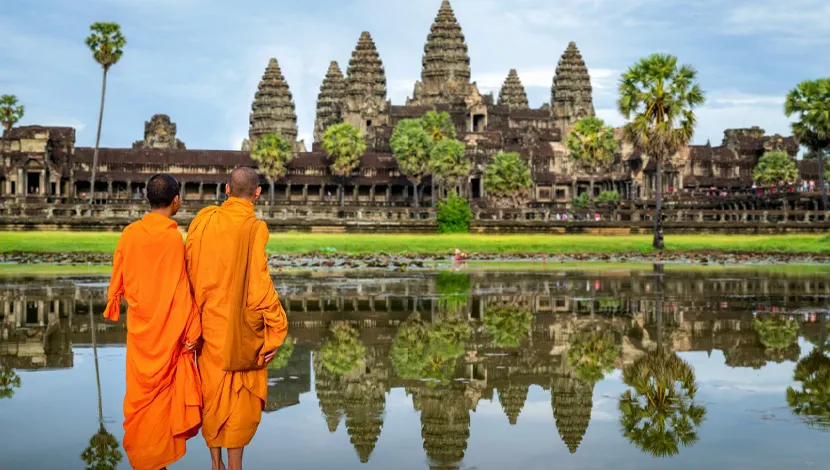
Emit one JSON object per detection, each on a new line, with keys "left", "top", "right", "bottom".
{"left": 385, "top": 186, "right": 391, "bottom": 205}
{"left": 319, "top": 185, "right": 324, "bottom": 201}
{"left": 353, "top": 185, "right": 359, "bottom": 203}
{"left": 17, "top": 168, "right": 24, "bottom": 196}
{"left": 370, "top": 185, "right": 375, "bottom": 203}
{"left": 302, "top": 185, "right": 308, "bottom": 203}
{"left": 107, "top": 180, "right": 113, "bottom": 200}
{"left": 198, "top": 182, "right": 204, "bottom": 200}
{"left": 286, "top": 184, "right": 292, "bottom": 202}
{"left": 39, "top": 171, "right": 46, "bottom": 197}
{"left": 571, "top": 180, "right": 577, "bottom": 199}
{"left": 215, "top": 184, "right": 221, "bottom": 200}
{"left": 125, "top": 180, "right": 132, "bottom": 200}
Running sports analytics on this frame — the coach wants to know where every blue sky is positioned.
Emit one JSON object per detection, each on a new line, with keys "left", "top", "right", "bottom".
{"left": 2, "top": 0, "right": 829, "bottom": 150}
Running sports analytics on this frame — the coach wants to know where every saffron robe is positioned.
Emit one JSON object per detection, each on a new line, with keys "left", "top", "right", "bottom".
{"left": 185, "top": 197, "right": 288, "bottom": 448}
{"left": 104, "top": 213, "right": 202, "bottom": 470}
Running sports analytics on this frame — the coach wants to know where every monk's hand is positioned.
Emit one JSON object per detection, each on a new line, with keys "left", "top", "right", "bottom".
{"left": 263, "top": 348, "right": 279, "bottom": 363}
{"left": 184, "top": 340, "right": 199, "bottom": 352}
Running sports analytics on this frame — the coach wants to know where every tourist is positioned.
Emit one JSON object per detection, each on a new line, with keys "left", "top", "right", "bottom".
{"left": 185, "top": 167, "right": 288, "bottom": 470}
{"left": 102, "top": 173, "right": 202, "bottom": 470}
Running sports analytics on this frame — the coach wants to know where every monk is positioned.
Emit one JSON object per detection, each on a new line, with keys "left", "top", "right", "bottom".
{"left": 103, "top": 173, "right": 202, "bottom": 470}
{"left": 185, "top": 167, "right": 288, "bottom": 470}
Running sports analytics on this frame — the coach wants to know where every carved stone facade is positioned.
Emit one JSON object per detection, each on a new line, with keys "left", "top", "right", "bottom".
{"left": 342, "top": 32, "right": 390, "bottom": 146}
{"left": 498, "top": 69, "right": 529, "bottom": 109}
{"left": 132, "top": 114, "right": 185, "bottom": 150}
{"left": 313, "top": 61, "right": 346, "bottom": 143}
{"left": 249, "top": 58, "right": 305, "bottom": 152}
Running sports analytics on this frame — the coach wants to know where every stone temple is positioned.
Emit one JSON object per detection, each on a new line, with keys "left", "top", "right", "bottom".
{"left": 0, "top": 0, "right": 816, "bottom": 219}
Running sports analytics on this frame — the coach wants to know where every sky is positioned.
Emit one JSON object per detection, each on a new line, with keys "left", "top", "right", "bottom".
{"left": 2, "top": 0, "right": 829, "bottom": 151}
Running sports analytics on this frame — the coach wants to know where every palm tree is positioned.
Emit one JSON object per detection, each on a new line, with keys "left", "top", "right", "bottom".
{"left": 483, "top": 302, "right": 533, "bottom": 348}
{"left": 753, "top": 150, "right": 799, "bottom": 187}
{"left": 322, "top": 123, "right": 366, "bottom": 207}
{"left": 483, "top": 151, "right": 533, "bottom": 208}
{"left": 420, "top": 111, "right": 456, "bottom": 206}
{"left": 566, "top": 116, "right": 619, "bottom": 200}
{"left": 0, "top": 94, "right": 25, "bottom": 135}
{"left": 81, "top": 295, "right": 123, "bottom": 470}
{"left": 85, "top": 22, "right": 126, "bottom": 212}
{"left": 428, "top": 138, "right": 468, "bottom": 199}
{"left": 0, "top": 361, "right": 21, "bottom": 399}
{"left": 320, "top": 324, "right": 366, "bottom": 377}
{"left": 786, "top": 316, "right": 830, "bottom": 429}
{"left": 390, "top": 119, "right": 432, "bottom": 207}
{"left": 785, "top": 78, "right": 830, "bottom": 209}
{"left": 617, "top": 54, "right": 705, "bottom": 249}
{"left": 251, "top": 133, "right": 295, "bottom": 217}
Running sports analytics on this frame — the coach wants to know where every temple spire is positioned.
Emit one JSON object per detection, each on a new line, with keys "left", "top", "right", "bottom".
{"left": 248, "top": 58, "right": 299, "bottom": 147}
{"left": 551, "top": 42, "right": 595, "bottom": 135}
{"left": 345, "top": 32, "right": 387, "bottom": 103}
{"left": 314, "top": 61, "right": 346, "bottom": 142}
{"left": 410, "top": 0, "right": 471, "bottom": 105}
{"left": 498, "top": 69, "right": 530, "bottom": 109}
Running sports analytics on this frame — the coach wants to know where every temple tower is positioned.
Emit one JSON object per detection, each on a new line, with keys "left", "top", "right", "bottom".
{"left": 248, "top": 58, "right": 301, "bottom": 150}
{"left": 409, "top": 0, "right": 472, "bottom": 106}
{"left": 343, "top": 31, "right": 390, "bottom": 140}
{"left": 498, "top": 69, "right": 530, "bottom": 109}
{"left": 551, "top": 42, "right": 595, "bottom": 136}
{"left": 132, "top": 114, "right": 185, "bottom": 150}
{"left": 314, "top": 61, "right": 346, "bottom": 143}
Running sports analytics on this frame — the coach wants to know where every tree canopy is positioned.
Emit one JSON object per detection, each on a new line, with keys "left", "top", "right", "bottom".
{"left": 251, "top": 133, "right": 294, "bottom": 182}
{"left": 566, "top": 116, "right": 619, "bottom": 169}
{"left": 323, "top": 123, "right": 367, "bottom": 178}
{"left": 753, "top": 151, "right": 798, "bottom": 186}
{"left": 0, "top": 95, "right": 24, "bottom": 133}
{"left": 483, "top": 151, "right": 533, "bottom": 207}
{"left": 785, "top": 78, "right": 830, "bottom": 208}
{"left": 428, "top": 138, "right": 468, "bottom": 186}
{"left": 85, "top": 23, "right": 126, "bottom": 70}
{"left": 420, "top": 110, "right": 456, "bottom": 143}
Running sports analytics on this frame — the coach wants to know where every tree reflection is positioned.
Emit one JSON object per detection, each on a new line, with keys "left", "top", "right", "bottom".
{"left": 389, "top": 320, "right": 471, "bottom": 385}
{"left": 435, "top": 272, "right": 470, "bottom": 318}
{"left": 483, "top": 302, "right": 533, "bottom": 348}
{"left": 0, "top": 361, "right": 21, "bottom": 399}
{"left": 786, "top": 317, "right": 830, "bottom": 429}
{"left": 321, "top": 324, "right": 366, "bottom": 376}
{"left": 618, "top": 349, "right": 706, "bottom": 457}
{"left": 81, "top": 297, "right": 123, "bottom": 470}
{"left": 567, "top": 329, "right": 620, "bottom": 383}
{"left": 268, "top": 335, "right": 295, "bottom": 371}
{"left": 753, "top": 315, "right": 800, "bottom": 351}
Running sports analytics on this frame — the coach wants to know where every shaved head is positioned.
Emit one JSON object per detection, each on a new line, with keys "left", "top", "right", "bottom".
{"left": 228, "top": 167, "right": 261, "bottom": 198}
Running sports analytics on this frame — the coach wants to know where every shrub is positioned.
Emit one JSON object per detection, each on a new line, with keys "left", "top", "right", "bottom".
{"left": 437, "top": 191, "right": 472, "bottom": 233}
{"left": 596, "top": 190, "right": 621, "bottom": 203}
{"left": 572, "top": 192, "right": 591, "bottom": 208}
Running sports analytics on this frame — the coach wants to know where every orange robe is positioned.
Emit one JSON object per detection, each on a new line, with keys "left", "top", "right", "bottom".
{"left": 103, "top": 213, "right": 202, "bottom": 470}
{"left": 185, "top": 197, "right": 288, "bottom": 448}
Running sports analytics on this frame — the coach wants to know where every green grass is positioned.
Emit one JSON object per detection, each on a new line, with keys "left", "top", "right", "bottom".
{"left": 0, "top": 232, "right": 827, "bottom": 255}
{"left": 462, "top": 261, "right": 830, "bottom": 275}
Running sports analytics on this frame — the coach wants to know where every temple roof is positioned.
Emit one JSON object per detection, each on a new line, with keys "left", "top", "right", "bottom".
{"left": 249, "top": 58, "right": 299, "bottom": 144}
{"left": 345, "top": 32, "right": 388, "bottom": 103}
{"left": 551, "top": 42, "right": 595, "bottom": 129}
{"left": 498, "top": 69, "right": 530, "bottom": 109}
{"left": 3, "top": 125, "right": 75, "bottom": 142}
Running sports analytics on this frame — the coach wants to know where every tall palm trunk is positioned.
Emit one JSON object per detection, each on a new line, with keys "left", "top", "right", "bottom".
{"left": 268, "top": 177, "right": 275, "bottom": 218}
{"left": 818, "top": 150, "right": 828, "bottom": 210}
{"left": 88, "top": 68, "right": 108, "bottom": 215}
{"left": 89, "top": 296, "right": 104, "bottom": 427}
{"left": 653, "top": 157, "right": 664, "bottom": 249}
{"left": 654, "top": 264, "right": 664, "bottom": 350}
{"left": 339, "top": 176, "right": 345, "bottom": 208}
{"left": 431, "top": 178, "right": 436, "bottom": 207}
{"left": 412, "top": 181, "right": 420, "bottom": 208}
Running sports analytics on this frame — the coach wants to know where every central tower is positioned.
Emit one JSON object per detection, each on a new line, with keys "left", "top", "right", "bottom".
{"left": 409, "top": 0, "right": 471, "bottom": 106}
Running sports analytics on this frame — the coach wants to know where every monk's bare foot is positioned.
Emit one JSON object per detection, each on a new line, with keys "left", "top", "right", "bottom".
{"left": 209, "top": 447, "right": 225, "bottom": 470}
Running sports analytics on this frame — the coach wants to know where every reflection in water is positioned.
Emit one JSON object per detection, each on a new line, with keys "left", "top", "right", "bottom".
{"left": 82, "top": 296, "right": 124, "bottom": 470}
{"left": 1, "top": 269, "right": 830, "bottom": 468}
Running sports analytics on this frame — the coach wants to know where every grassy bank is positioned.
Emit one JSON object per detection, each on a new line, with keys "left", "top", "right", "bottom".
{"left": 0, "top": 232, "right": 827, "bottom": 255}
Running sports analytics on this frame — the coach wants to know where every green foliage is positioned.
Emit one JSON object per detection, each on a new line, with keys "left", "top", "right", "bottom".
{"left": 567, "top": 330, "right": 620, "bottom": 382}
{"left": 753, "top": 316, "right": 799, "bottom": 350}
{"left": 483, "top": 304, "right": 533, "bottom": 348}
{"left": 786, "top": 349, "right": 830, "bottom": 429}
{"left": 268, "top": 335, "right": 295, "bottom": 371}
{"left": 420, "top": 110, "right": 456, "bottom": 143}
{"left": 572, "top": 192, "right": 591, "bottom": 208}
{"left": 617, "top": 54, "right": 705, "bottom": 159}
{"left": 803, "top": 149, "right": 830, "bottom": 160}
{"left": 596, "top": 190, "right": 621, "bottom": 203}
{"left": 429, "top": 138, "right": 469, "bottom": 186}
{"left": 436, "top": 191, "right": 472, "bottom": 234}
{"left": 618, "top": 349, "right": 706, "bottom": 457}
{"left": 785, "top": 79, "right": 830, "bottom": 153}
{"left": 251, "top": 133, "right": 294, "bottom": 182}
{"left": 320, "top": 324, "right": 366, "bottom": 376}
{"left": 390, "top": 119, "right": 432, "bottom": 184}
{"left": 0, "top": 95, "right": 24, "bottom": 132}
{"left": 753, "top": 151, "right": 798, "bottom": 186}
{"left": 85, "top": 23, "right": 126, "bottom": 70}
{"left": 566, "top": 116, "right": 619, "bottom": 169}
{"left": 81, "top": 426, "right": 123, "bottom": 470}
{"left": 389, "top": 320, "right": 471, "bottom": 385}
{"left": 0, "top": 362, "right": 21, "bottom": 399}
{"left": 483, "top": 152, "right": 533, "bottom": 207}
{"left": 323, "top": 123, "right": 367, "bottom": 178}
{"left": 435, "top": 272, "right": 471, "bottom": 316}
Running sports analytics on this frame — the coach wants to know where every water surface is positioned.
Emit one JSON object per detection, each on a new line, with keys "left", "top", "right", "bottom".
{"left": 1, "top": 268, "right": 828, "bottom": 469}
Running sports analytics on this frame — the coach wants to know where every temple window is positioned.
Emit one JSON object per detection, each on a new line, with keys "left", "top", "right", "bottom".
{"left": 366, "top": 119, "right": 373, "bottom": 128}
{"left": 473, "top": 114, "right": 486, "bottom": 132}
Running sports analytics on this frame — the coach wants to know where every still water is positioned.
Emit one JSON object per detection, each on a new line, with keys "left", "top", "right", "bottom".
{"left": 1, "top": 267, "right": 828, "bottom": 470}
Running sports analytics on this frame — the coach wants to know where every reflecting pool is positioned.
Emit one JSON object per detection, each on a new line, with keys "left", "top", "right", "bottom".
{"left": 0, "top": 267, "right": 828, "bottom": 469}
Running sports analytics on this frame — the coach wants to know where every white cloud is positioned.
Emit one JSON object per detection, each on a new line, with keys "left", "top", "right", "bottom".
{"left": 727, "top": 0, "right": 830, "bottom": 39}
{"left": 474, "top": 68, "right": 618, "bottom": 95}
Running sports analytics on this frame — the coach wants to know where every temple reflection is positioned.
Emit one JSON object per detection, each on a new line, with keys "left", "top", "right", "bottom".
{"left": 1, "top": 269, "right": 828, "bottom": 467}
